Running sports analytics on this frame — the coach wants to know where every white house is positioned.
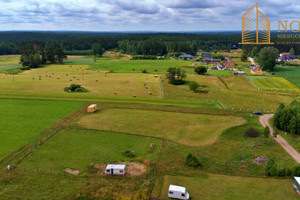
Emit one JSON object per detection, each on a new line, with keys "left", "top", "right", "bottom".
{"left": 168, "top": 185, "right": 190, "bottom": 200}
{"left": 217, "top": 64, "right": 227, "bottom": 70}
{"left": 105, "top": 164, "right": 126, "bottom": 176}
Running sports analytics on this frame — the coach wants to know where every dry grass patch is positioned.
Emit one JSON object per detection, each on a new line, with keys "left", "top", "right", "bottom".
{"left": 78, "top": 108, "right": 245, "bottom": 146}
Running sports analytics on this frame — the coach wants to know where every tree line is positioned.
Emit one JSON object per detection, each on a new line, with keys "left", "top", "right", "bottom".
{"left": 274, "top": 101, "right": 300, "bottom": 135}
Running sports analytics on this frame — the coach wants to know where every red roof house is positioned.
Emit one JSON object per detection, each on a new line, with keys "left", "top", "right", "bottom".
{"left": 223, "top": 59, "right": 235, "bottom": 67}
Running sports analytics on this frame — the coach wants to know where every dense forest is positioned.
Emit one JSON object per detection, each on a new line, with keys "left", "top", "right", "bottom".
{"left": 0, "top": 31, "right": 299, "bottom": 56}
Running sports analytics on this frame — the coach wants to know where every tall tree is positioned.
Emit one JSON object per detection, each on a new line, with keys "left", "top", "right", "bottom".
{"left": 258, "top": 47, "right": 279, "bottom": 71}
{"left": 92, "top": 43, "right": 104, "bottom": 62}
{"left": 290, "top": 48, "right": 295, "bottom": 55}
{"left": 241, "top": 49, "right": 247, "bottom": 62}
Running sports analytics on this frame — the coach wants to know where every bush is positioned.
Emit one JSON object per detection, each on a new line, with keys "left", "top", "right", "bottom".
{"left": 265, "top": 158, "right": 277, "bottom": 176}
{"left": 286, "top": 167, "right": 292, "bottom": 176}
{"left": 194, "top": 66, "right": 207, "bottom": 75}
{"left": 293, "top": 165, "right": 300, "bottom": 176}
{"left": 74, "top": 87, "right": 88, "bottom": 92}
{"left": 189, "top": 81, "right": 200, "bottom": 92}
{"left": 242, "top": 128, "right": 260, "bottom": 138}
{"left": 141, "top": 69, "right": 148, "bottom": 73}
{"left": 277, "top": 168, "right": 286, "bottom": 177}
{"left": 64, "top": 84, "right": 88, "bottom": 93}
{"left": 122, "top": 150, "right": 135, "bottom": 158}
{"left": 263, "top": 126, "right": 270, "bottom": 138}
{"left": 186, "top": 153, "right": 201, "bottom": 167}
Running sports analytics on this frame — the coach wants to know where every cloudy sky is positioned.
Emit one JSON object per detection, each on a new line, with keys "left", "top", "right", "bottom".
{"left": 0, "top": 0, "right": 299, "bottom": 31}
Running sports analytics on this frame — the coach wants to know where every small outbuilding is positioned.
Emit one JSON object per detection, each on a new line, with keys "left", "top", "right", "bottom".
{"left": 87, "top": 104, "right": 98, "bottom": 113}
{"left": 251, "top": 65, "right": 263, "bottom": 75}
{"left": 233, "top": 71, "right": 245, "bottom": 75}
{"left": 105, "top": 164, "right": 126, "bottom": 176}
{"left": 168, "top": 185, "right": 190, "bottom": 200}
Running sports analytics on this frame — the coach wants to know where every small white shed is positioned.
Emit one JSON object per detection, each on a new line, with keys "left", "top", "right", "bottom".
{"left": 105, "top": 164, "right": 126, "bottom": 176}
{"left": 87, "top": 104, "right": 97, "bottom": 113}
{"left": 168, "top": 185, "right": 190, "bottom": 200}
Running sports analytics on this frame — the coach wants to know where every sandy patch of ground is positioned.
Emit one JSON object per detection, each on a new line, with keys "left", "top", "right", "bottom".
{"left": 94, "top": 162, "right": 147, "bottom": 176}
{"left": 64, "top": 168, "right": 81, "bottom": 176}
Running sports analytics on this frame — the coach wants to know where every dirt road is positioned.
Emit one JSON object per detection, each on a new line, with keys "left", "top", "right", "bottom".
{"left": 259, "top": 114, "right": 300, "bottom": 164}
{"left": 249, "top": 57, "right": 256, "bottom": 65}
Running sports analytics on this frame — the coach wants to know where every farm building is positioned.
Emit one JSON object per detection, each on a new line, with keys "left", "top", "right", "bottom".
{"left": 203, "top": 58, "right": 221, "bottom": 64}
{"left": 168, "top": 185, "right": 190, "bottom": 200}
{"left": 278, "top": 53, "right": 295, "bottom": 62}
{"left": 179, "top": 54, "right": 195, "bottom": 59}
{"left": 87, "top": 104, "right": 97, "bottom": 113}
{"left": 223, "top": 59, "right": 235, "bottom": 67}
{"left": 233, "top": 71, "right": 245, "bottom": 75}
{"left": 251, "top": 65, "right": 263, "bottom": 75}
{"left": 201, "top": 53, "right": 211, "bottom": 60}
{"left": 222, "top": 54, "right": 229, "bottom": 58}
{"left": 217, "top": 64, "right": 227, "bottom": 70}
{"left": 105, "top": 164, "right": 126, "bottom": 176}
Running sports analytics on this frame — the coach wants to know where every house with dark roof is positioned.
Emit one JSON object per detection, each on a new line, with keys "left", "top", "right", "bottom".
{"left": 203, "top": 58, "right": 221, "bottom": 64}
{"left": 178, "top": 54, "right": 195, "bottom": 59}
{"left": 278, "top": 53, "right": 295, "bottom": 62}
{"left": 223, "top": 59, "right": 235, "bottom": 67}
{"left": 201, "top": 53, "right": 211, "bottom": 60}
{"left": 251, "top": 65, "right": 263, "bottom": 75}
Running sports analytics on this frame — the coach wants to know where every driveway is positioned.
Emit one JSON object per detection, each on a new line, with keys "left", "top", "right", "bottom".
{"left": 259, "top": 114, "right": 300, "bottom": 164}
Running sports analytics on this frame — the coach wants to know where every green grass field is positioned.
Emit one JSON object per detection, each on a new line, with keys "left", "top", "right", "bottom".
{"left": 159, "top": 174, "right": 298, "bottom": 200}
{"left": 78, "top": 108, "right": 245, "bottom": 146}
{"left": 248, "top": 76, "right": 299, "bottom": 91}
{"left": 64, "top": 56, "right": 94, "bottom": 65}
{"left": 163, "top": 75, "right": 294, "bottom": 111}
{"left": 0, "top": 55, "right": 22, "bottom": 74}
{"left": 20, "top": 129, "right": 161, "bottom": 172}
{"left": 90, "top": 59, "right": 195, "bottom": 74}
{"left": 275, "top": 65, "right": 300, "bottom": 88}
{"left": 0, "top": 99, "right": 83, "bottom": 159}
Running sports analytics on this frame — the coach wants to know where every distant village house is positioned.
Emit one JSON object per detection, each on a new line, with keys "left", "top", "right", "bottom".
{"left": 251, "top": 65, "right": 263, "bottom": 75}
{"left": 278, "top": 53, "right": 295, "bottom": 62}
{"left": 223, "top": 59, "right": 235, "bottom": 67}
{"left": 179, "top": 54, "right": 195, "bottom": 59}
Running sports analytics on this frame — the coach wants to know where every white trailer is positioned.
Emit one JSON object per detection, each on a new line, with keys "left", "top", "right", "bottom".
{"left": 168, "top": 185, "right": 190, "bottom": 200}
{"left": 105, "top": 164, "right": 126, "bottom": 176}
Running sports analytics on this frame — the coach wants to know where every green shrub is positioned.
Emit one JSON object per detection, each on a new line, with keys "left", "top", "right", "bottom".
{"left": 293, "top": 165, "right": 300, "bottom": 176}
{"left": 141, "top": 69, "right": 148, "bottom": 73}
{"left": 277, "top": 168, "right": 286, "bottom": 177}
{"left": 189, "top": 81, "right": 200, "bottom": 92}
{"left": 194, "top": 66, "right": 207, "bottom": 75}
{"left": 242, "top": 128, "right": 260, "bottom": 138}
{"left": 263, "top": 126, "right": 270, "bottom": 138}
{"left": 286, "top": 168, "right": 292, "bottom": 176}
{"left": 64, "top": 84, "right": 88, "bottom": 93}
{"left": 122, "top": 150, "right": 135, "bottom": 158}
{"left": 74, "top": 87, "right": 88, "bottom": 92}
{"left": 265, "top": 158, "right": 277, "bottom": 176}
{"left": 186, "top": 153, "right": 201, "bottom": 167}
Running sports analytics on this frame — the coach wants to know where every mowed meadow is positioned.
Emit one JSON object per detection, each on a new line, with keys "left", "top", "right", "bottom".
{"left": 0, "top": 99, "right": 83, "bottom": 159}
{"left": 78, "top": 108, "right": 245, "bottom": 146}
{"left": 0, "top": 52, "right": 300, "bottom": 199}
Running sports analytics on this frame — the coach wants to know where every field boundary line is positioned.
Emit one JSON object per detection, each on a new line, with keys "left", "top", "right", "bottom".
{"left": 159, "top": 75, "right": 165, "bottom": 99}
{"left": 244, "top": 75, "right": 260, "bottom": 90}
